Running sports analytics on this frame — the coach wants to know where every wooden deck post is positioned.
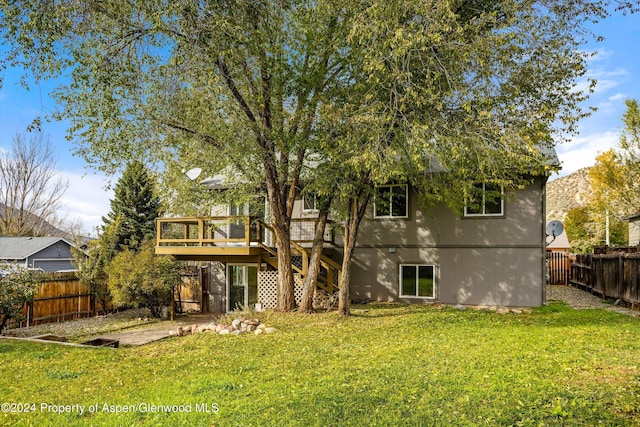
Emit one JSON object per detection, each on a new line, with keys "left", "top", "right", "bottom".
{"left": 245, "top": 216, "right": 251, "bottom": 246}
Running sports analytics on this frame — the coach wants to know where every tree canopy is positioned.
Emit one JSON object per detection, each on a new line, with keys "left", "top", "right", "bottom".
{"left": 0, "top": 0, "right": 614, "bottom": 311}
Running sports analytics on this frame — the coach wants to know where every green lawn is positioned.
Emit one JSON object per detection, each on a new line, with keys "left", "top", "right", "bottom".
{"left": 1, "top": 303, "right": 639, "bottom": 426}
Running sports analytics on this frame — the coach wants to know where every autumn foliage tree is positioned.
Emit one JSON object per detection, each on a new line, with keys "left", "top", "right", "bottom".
{"left": 0, "top": 1, "right": 612, "bottom": 314}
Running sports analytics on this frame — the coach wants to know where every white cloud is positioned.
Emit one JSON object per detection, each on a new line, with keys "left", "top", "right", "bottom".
{"left": 56, "top": 171, "right": 113, "bottom": 236}
{"left": 609, "top": 93, "right": 627, "bottom": 102}
{"left": 555, "top": 131, "right": 619, "bottom": 176}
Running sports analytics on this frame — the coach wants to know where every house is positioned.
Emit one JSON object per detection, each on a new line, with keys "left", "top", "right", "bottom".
{"left": 0, "top": 237, "right": 81, "bottom": 272}
{"left": 156, "top": 168, "right": 552, "bottom": 311}
{"left": 626, "top": 213, "right": 640, "bottom": 246}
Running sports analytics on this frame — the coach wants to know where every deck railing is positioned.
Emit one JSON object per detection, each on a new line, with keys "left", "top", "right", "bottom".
{"left": 156, "top": 216, "right": 334, "bottom": 248}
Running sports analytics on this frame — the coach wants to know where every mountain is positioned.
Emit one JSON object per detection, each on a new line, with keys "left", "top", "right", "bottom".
{"left": 0, "top": 203, "right": 68, "bottom": 238}
{"left": 546, "top": 168, "right": 592, "bottom": 221}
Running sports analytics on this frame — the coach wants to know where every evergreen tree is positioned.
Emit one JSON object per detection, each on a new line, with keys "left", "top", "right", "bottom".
{"left": 103, "top": 161, "right": 162, "bottom": 251}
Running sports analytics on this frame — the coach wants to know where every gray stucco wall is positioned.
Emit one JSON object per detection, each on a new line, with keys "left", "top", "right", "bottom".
{"left": 629, "top": 219, "right": 640, "bottom": 246}
{"left": 332, "top": 178, "right": 546, "bottom": 307}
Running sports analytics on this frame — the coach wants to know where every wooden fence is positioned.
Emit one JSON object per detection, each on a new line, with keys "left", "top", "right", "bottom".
{"left": 3, "top": 268, "right": 202, "bottom": 329}
{"left": 18, "top": 272, "right": 98, "bottom": 327}
{"left": 570, "top": 249, "right": 640, "bottom": 309}
{"left": 546, "top": 251, "right": 571, "bottom": 285}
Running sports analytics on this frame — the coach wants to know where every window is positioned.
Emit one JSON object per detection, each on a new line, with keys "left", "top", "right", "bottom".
{"left": 374, "top": 184, "right": 408, "bottom": 218}
{"left": 464, "top": 182, "right": 504, "bottom": 217}
{"left": 302, "top": 193, "right": 318, "bottom": 213}
{"left": 400, "top": 264, "right": 435, "bottom": 298}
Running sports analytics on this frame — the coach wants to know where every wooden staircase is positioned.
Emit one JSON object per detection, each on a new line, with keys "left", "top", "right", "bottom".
{"left": 258, "top": 236, "right": 341, "bottom": 295}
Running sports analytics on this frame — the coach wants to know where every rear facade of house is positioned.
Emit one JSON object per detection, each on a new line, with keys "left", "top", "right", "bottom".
{"left": 157, "top": 176, "right": 548, "bottom": 312}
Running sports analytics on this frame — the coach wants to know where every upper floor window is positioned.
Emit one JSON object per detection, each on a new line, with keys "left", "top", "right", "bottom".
{"left": 464, "top": 182, "right": 504, "bottom": 217}
{"left": 374, "top": 184, "right": 408, "bottom": 218}
{"left": 302, "top": 193, "right": 318, "bottom": 213}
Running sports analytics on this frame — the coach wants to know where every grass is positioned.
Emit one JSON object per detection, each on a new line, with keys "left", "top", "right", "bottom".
{"left": 1, "top": 302, "right": 639, "bottom": 426}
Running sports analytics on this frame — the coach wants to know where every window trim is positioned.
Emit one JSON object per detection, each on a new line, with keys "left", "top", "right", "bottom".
{"left": 464, "top": 182, "right": 504, "bottom": 217}
{"left": 374, "top": 184, "right": 409, "bottom": 219}
{"left": 399, "top": 264, "right": 436, "bottom": 299}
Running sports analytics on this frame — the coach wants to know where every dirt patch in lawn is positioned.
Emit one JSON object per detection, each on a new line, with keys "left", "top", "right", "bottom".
{"left": 2, "top": 309, "right": 217, "bottom": 345}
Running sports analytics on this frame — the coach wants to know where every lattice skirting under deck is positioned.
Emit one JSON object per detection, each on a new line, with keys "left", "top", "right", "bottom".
{"left": 258, "top": 271, "right": 333, "bottom": 310}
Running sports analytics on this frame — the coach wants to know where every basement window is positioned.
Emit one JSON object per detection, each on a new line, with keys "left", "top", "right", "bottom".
{"left": 399, "top": 264, "right": 435, "bottom": 298}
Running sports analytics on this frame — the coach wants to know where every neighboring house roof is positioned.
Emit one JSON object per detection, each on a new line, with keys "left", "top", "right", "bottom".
{"left": 624, "top": 212, "right": 640, "bottom": 222}
{"left": 0, "top": 237, "right": 76, "bottom": 260}
{"left": 546, "top": 223, "right": 570, "bottom": 250}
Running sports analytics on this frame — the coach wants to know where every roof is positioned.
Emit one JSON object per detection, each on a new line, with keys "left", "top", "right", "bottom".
{"left": 197, "top": 145, "right": 559, "bottom": 190}
{"left": 546, "top": 225, "right": 570, "bottom": 250}
{"left": 0, "top": 237, "right": 75, "bottom": 260}
{"left": 624, "top": 212, "right": 640, "bottom": 222}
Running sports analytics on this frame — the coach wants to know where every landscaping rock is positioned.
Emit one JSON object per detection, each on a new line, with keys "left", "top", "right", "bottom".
{"left": 496, "top": 306, "right": 510, "bottom": 315}
{"left": 264, "top": 327, "right": 277, "bottom": 334}
{"left": 218, "top": 329, "right": 230, "bottom": 335}
{"left": 215, "top": 324, "right": 228, "bottom": 333}
{"left": 232, "top": 319, "right": 242, "bottom": 330}
{"left": 510, "top": 308, "right": 523, "bottom": 314}
{"left": 231, "top": 330, "right": 243, "bottom": 335}
{"left": 453, "top": 304, "right": 467, "bottom": 311}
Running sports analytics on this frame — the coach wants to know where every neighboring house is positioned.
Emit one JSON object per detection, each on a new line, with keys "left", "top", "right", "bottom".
{"left": 0, "top": 237, "right": 81, "bottom": 272}
{"left": 627, "top": 213, "right": 640, "bottom": 246}
{"left": 157, "top": 166, "right": 553, "bottom": 311}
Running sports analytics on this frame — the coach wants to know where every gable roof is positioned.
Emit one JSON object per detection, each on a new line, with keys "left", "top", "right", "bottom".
{"left": 0, "top": 237, "right": 75, "bottom": 260}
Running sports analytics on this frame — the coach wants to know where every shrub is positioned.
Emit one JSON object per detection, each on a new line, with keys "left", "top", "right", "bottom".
{"left": 0, "top": 263, "right": 39, "bottom": 333}
{"left": 107, "top": 241, "right": 180, "bottom": 318}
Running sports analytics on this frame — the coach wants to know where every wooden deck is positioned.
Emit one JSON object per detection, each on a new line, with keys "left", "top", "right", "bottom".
{"left": 155, "top": 216, "right": 342, "bottom": 294}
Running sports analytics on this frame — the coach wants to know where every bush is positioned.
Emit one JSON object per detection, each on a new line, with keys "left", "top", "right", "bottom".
{"left": 0, "top": 263, "right": 39, "bottom": 333}
{"left": 107, "top": 241, "right": 180, "bottom": 318}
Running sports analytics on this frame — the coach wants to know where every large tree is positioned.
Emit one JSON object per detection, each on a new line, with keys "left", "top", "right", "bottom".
{"left": 588, "top": 100, "right": 640, "bottom": 222}
{"left": 614, "top": 99, "right": 640, "bottom": 214}
{"left": 0, "top": 1, "right": 611, "bottom": 312}
{"left": 102, "top": 160, "right": 162, "bottom": 252}
{"left": 0, "top": 132, "right": 68, "bottom": 236}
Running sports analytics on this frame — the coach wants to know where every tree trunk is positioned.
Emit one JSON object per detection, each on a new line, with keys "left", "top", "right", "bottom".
{"left": 0, "top": 314, "right": 10, "bottom": 334}
{"left": 299, "top": 209, "right": 329, "bottom": 313}
{"left": 275, "top": 233, "right": 295, "bottom": 311}
{"left": 338, "top": 190, "right": 371, "bottom": 316}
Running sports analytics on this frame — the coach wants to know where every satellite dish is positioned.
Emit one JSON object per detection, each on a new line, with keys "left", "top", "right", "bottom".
{"left": 185, "top": 168, "right": 202, "bottom": 181}
{"left": 546, "top": 220, "right": 564, "bottom": 238}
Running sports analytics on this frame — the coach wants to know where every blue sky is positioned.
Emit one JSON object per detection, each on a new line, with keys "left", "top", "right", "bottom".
{"left": 1, "top": 9, "right": 639, "bottom": 235}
